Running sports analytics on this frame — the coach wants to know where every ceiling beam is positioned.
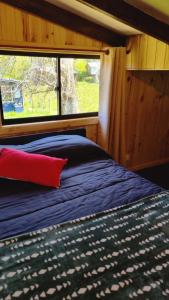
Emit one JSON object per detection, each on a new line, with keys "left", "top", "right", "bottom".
{"left": 79, "top": 0, "right": 169, "bottom": 44}
{"left": 0, "top": 0, "right": 126, "bottom": 47}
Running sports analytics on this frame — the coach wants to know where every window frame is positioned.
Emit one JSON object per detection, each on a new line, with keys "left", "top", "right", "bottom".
{"left": 0, "top": 50, "right": 100, "bottom": 125}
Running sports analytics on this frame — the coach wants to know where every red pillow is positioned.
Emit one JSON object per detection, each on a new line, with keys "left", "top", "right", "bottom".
{"left": 0, "top": 148, "right": 68, "bottom": 188}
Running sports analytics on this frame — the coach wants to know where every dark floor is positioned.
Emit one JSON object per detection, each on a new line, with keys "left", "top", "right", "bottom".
{"left": 136, "top": 163, "right": 169, "bottom": 189}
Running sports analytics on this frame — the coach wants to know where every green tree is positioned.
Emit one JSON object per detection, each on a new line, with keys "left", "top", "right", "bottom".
{"left": 74, "top": 59, "right": 87, "bottom": 81}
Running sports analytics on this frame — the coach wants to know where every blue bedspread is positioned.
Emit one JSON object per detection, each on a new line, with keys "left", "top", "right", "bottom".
{"left": 0, "top": 135, "right": 163, "bottom": 239}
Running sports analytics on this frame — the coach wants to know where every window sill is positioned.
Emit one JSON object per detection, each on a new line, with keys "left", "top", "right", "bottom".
{"left": 0, "top": 116, "right": 99, "bottom": 138}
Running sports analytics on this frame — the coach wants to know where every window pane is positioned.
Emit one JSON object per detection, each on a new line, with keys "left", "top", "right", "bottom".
{"left": 61, "top": 58, "right": 100, "bottom": 115}
{"left": 0, "top": 55, "right": 58, "bottom": 120}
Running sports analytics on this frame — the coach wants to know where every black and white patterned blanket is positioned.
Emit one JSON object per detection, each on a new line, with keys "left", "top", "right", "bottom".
{"left": 1, "top": 191, "right": 169, "bottom": 300}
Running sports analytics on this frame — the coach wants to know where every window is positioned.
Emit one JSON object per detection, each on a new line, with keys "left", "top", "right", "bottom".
{"left": 0, "top": 52, "right": 100, "bottom": 125}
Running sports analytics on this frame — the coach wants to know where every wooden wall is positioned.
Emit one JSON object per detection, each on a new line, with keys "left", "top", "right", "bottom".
{"left": 124, "top": 34, "right": 169, "bottom": 170}
{"left": 0, "top": 2, "right": 104, "bottom": 142}
{"left": 0, "top": 3, "right": 169, "bottom": 170}
{"left": 126, "top": 35, "right": 169, "bottom": 70}
{"left": 0, "top": 3, "right": 105, "bottom": 50}
{"left": 125, "top": 71, "right": 169, "bottom": 170}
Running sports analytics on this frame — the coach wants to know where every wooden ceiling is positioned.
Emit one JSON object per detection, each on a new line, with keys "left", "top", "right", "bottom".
{"left": 47, "top": 0, "right": 141, "bottom": 36}
{"left": 126, "top": 0, "right": 169, "bottom": 25}
{"left": 79, "top": 0, "right": 169, "bottom": 44}
{"left": 1, "top": 0, "right": 169, "bottom": 45}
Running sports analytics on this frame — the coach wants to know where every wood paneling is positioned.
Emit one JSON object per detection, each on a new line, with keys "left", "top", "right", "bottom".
{"left": 0, "top": 2, "right": 106, "bottom": 50}
{"left": 0, "top": 118, "right": 98, "bottom": 143}
{"left": 125, "top": 35, "right": 169, "bottom": 169}
{"left": 0, "top": 0, "right": 126, "bottom": 47}
{"left": 125, "top": 71, "right": 169, "bottom": 170}
{"left": 126, "top": 35, "right": 169, "bottom": 70}
{"left": 0, "top": 3, "right": 102, "bottom": 142}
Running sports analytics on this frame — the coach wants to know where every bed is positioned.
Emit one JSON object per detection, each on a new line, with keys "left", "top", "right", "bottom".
{"left": 0, "top": 129, "right": 162, "bottom": 240}
{"left": 0, "top": 130, "right": 167, "bottom": 299}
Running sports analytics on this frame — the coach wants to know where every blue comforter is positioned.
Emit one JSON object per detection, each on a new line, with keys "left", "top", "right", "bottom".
{"left": 0, "top": 135, "right": 163, "bottom": 239}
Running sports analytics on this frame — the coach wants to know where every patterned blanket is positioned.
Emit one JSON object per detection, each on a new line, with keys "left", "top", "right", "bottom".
{"left": 1, "top": 191, "right": 169, "bottom": 300}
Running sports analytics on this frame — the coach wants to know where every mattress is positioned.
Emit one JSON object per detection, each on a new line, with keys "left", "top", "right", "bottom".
{"left": 0, "top": 134, "right": 163, "bottom": 240}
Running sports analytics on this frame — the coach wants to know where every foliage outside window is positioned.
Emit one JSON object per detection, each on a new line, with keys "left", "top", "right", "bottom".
{"left": 0, "top": 53, "right": 100, "bottom": 124}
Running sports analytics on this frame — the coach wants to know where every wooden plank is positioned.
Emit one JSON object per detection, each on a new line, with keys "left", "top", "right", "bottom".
{"left": 138, "top": 35, "right": 148, "bottom": 69}
{"left": 0, "top": 3, "right": 15, "bottom": 41}
{"left": 0, "top": 117, "right": 99, "bottom": 140}
{"left": 126, "top": 37, "right": 132, "bottom": 69}
{"left": 0, "top": 0, "right": 126, "bottom": 46}
{"left": 126, "top": 35, "right": 169, "bottom": 70}
{"left": 126, "top": 71, "right": 146, "bottom": 166}
{"left": 0, "top": 3, "right": 107, "bottom": 50}
{"left": 145, "top": 36, "right": 157, "bottom": 69}
{"left": 155, "top": 40, "right": 167, "bottom": 70}
{"left": 125, "top": 71, "right": 169, "bottom": 170}
{"left": 86, "top": 124, "right": 98, "bottom": 142}
{"left": 131, "top": 36, "right": 140, "bottom": 69}
{"left": 28, "top": 14, "right": 43, "bottom": 43}
{"left": 81, "top": 0, "right": 169, "bottom": 44}
{"left": 13, "top": 7, "right": 24, "bottom": 41}
{"left": 164, "top": 46, "right": 169, "bottom": 69}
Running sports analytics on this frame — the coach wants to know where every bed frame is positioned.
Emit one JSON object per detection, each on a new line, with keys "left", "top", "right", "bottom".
{"left": 0, "top": 128, "right": 86, "bottom": 145}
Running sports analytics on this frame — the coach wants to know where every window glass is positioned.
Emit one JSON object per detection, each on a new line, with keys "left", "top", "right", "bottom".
{"left": 0, "top": 53, "right": 100, "bottom": 124}
{"left": 0, "top": 55, "right": 58, "bottom": 120}
{"left": 61, "top": 58, "right": 100, "bottom": 115}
